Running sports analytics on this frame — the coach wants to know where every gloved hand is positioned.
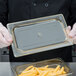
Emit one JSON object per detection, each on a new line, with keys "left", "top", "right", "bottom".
{"left": 0, "top": 23, "right": 13, "bottom": 48}
{"left": 66, "top": 23, "right": 76, "bottom": 44}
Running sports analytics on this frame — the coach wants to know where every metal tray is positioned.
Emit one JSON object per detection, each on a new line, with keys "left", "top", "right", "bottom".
{"left": 12, "top": 58, "right": 73, "bottom": 76}
{"left": 7, "top": 14, "right": 73, "bottom": 57}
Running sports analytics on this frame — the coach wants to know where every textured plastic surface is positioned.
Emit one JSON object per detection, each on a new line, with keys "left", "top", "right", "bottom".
{"left": 7, "top": 14, "right": 73, "bottom": 57}
{"left": 14, "top": 20, "right": 65, "bottom": 50}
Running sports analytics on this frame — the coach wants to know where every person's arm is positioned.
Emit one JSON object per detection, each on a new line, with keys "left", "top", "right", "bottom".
{"left": 0, "top": 0, "right": 12, "bottom": 48}
{"left": 66, "top": 0, "right": 76, "bottom": 44}
{"left": 0, "top": 23, "right": 12, "bottom": 48}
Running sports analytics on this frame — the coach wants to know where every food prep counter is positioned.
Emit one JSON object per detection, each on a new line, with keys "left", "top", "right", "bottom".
{"left": 0, "top": 62, "right": 76, "bottom": 76}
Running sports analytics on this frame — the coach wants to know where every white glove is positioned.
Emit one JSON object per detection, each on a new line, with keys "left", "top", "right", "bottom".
{"left": 66, "top": 23, "right": 76, "bottom": 44}
{"left": 0, "top": 23, "right": 12, "bottom": 48}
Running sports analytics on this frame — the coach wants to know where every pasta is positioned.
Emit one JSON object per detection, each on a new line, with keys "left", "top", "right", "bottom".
{"left": 18, "top": 65, "right": 67, "bottom": 76}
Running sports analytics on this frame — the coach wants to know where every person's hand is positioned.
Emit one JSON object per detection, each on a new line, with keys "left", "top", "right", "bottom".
{"left": 0, "top": 23, "right": 13, "bottom": 48}
{"left": 66, "top": 23, "right": 76, "bottom": 44}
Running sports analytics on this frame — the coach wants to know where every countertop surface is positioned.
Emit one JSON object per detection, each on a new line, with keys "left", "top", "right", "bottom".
{"left": 0, "top": 62, "right": 76, "bottom": 76}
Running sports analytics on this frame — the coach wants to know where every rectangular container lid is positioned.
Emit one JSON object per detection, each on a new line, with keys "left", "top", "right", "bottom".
{"left": 7, "top": 14, "right": 73, "bottom": 57}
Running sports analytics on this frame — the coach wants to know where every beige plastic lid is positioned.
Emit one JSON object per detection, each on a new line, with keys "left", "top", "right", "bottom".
{"left": 7, "top": 14, "right": 73, "bottom": 57}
